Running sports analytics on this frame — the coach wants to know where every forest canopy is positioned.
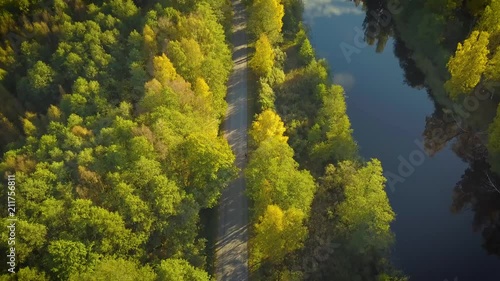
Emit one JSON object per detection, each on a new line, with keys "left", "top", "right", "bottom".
{"left": 0, "top": 0, "right": 235, "bottom": 280}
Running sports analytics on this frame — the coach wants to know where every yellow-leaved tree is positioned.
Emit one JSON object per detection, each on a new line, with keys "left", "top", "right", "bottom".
{"left": 485, "top": 47, "right": 500, "bottom": 82}
{"left": 444, "top": 31, "right": 490, "bottom": 99}
{"left": 143, "top": 24, "right": 157, "bottom": 56}
{"left": 249, "top": 109, "right": 288, "bottom": 147}
{"left": 248, "top": 0, "right": 284, "bottom": 44}
{"left": 477, "top": 0, "right": 500, "bottom": 45}
{"left": 152, "top": 54, "right": 179, "bottom": 86}
{"left": 250, "top": 34, "right": 275, "bottom": 78}
{"left": 251, "top": 205, "right": 307, "bottom": 264}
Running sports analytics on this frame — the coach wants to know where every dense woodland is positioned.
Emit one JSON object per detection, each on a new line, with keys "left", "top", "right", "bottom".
{"left": 0, "top": 0, "right": 234, "bottom": 280}
{"left": 6, "top": 0, "right": 500, "bottom": 280}
{"left": 244, "top": 0, "right": 405, "bottom": 280}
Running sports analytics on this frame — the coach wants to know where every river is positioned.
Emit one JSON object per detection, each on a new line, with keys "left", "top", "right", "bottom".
{"left": 303, "top": 1, "right": 500, "bottom": 280}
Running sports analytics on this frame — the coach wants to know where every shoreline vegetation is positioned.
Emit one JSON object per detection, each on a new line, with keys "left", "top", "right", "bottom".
{"left": 244, "top": 0, "right": 407, "bottom": 280}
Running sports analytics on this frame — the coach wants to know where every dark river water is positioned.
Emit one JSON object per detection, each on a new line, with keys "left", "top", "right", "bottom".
{"left": 304, "top": 1, "right": 500, "bottom": 280}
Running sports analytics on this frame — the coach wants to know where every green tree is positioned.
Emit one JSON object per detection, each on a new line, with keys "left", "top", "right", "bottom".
{"left": 299, "top": 38, "right": 314, "bottom": 65}
{"left": 444, "top": 31, "right": 490, "bottom": 99}
{"left": 20, "top": 60, "right": 56, "bottom": 108}
{"left": 16, "top": 220, "right": 47, "bottom": 263}
{"left": 70, "top": 257, "right": 156, "bottom": 281}
{"left": 257, "top": 80, "right": 275, "bottom": 111}
{"left": 106, "top": 0, "right": 138, "bottom": 20}
{"left": 67, "top": 199, "right": 142, "bottom": 256}
{"left": 156, "top": 259, "right": 211, "bottom": 281}
{"left": 246, "top": 138, "right": 315, "bottom": 215}
{"left": 303, "top": 159, "right": 396, "bottom": 280}
{"left": 331, "top": 159, "right": 394, "bottom": 249}
{"left": 170, "top": 133, "right": 236, "bottom": 208}
{"left": 282, "top": 0, "right": 304, "bottom": 36}
{"left": 47, "top": 240, "right": 90, "bottom": 280}
{"left": 248, "top": 0, "right": 285, "bottom": 44}
{"left": 309, "top": 84, "right": 357, "bottom": 172}
{"left": 27, "top": 61, "right": 54, "bottom": 91}
{"left": 0, "top": 267, "right": 49, "bottom": 281}
{"left": 167, "top": 38, "right": 204, "bottom": 83}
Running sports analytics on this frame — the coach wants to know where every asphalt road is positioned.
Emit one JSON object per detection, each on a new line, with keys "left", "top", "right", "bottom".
{"left": 214, "top": 0, "right": 250, "bottom": 280}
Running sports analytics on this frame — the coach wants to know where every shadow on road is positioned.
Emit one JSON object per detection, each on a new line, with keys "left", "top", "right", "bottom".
{"left": 215, "top": 0, "right": 250, "bottom": 280}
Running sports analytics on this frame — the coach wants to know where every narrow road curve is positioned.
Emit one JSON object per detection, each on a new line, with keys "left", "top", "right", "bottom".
{"left": 215, "top": 0, "right": 249, "bottom": 280}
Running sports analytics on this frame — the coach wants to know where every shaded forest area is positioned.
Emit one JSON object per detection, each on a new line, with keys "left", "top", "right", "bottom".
{"left": 0, "top": 0, "right": 235, "bottom": 280}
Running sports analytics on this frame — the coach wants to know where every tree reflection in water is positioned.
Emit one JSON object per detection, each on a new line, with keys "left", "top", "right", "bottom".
{"left": 358, "top": 0, "right": 500, "bottom": 259}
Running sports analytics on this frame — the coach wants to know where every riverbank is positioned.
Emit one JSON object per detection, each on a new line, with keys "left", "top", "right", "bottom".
{"left": 244, "top": 0, "right": 404, "bottom": 279}
{"left": 302, "top": 1, "right": 500, "bottom": 280}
